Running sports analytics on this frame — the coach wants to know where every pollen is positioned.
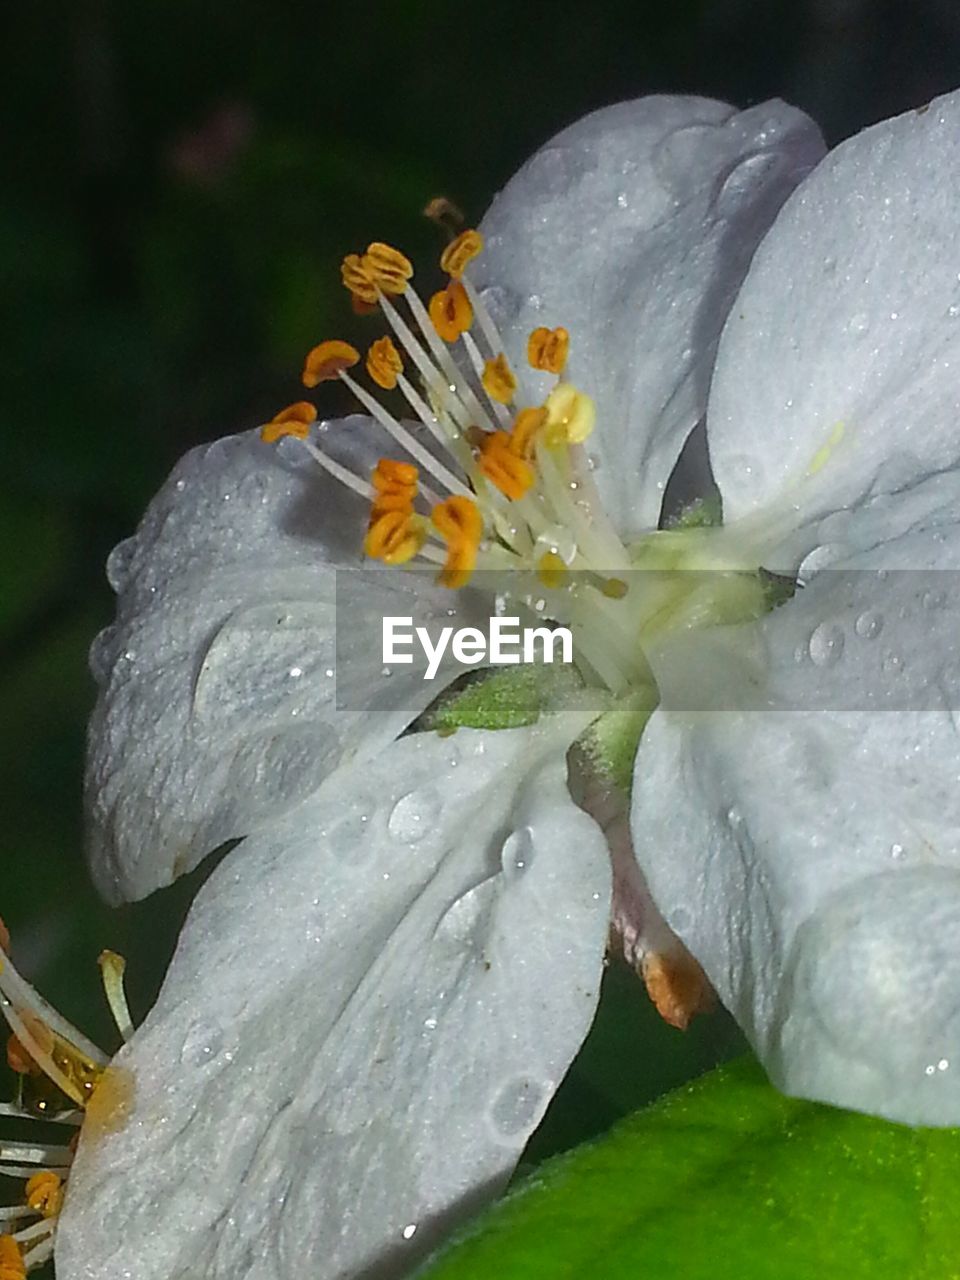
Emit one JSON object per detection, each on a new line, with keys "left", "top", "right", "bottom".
{"left": 432, "top": 496, "right": 483, "bottom": 589}
{"left": 0, "top": 1236, "right": 24, "bottom": 1280}
{"left": 364, "top": 509, "right": 427, "bottom": 565}
{"left": 260, "top": 400, "right": 317, "bottom": 444}
{"left": 366, "top": 336, "right": 404, "bottom": 390}
{"left": 302, "top": 340, "right": 361, "bottom": 388}
{"left": 370, "top": 457, "right": 419, "bottom": 511}
{"left": 428, "top": 281, "right": 473, "bottom": 343}
{"left": 527, "top": 326, "right": 570, "bottom": 375}
{"left": 440, "top": 229, "right": 484, "bottom": 279}
{"left": 25, "top": 1172, "right": 62, "bottom": 1219}
{"left": 543, "top": 382, "right": 596, "bottom": 445}
{"left": 482, "top": 354, "right": 517, "bottom": 405}
{"left": 477, "top": 431, "right": 534, "bottom": 500}
{"left": 363, "top": 242, "right": 414, "bottom": 296}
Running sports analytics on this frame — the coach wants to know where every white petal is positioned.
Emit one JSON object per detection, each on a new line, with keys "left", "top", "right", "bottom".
{"left": 59, "top": 716, "right": 611, "bottom": 1280}
{"left": 632, "top": 505, "right": 960, "bottom": 1124}
{"left": 474, "top": 96, "right": 824, "bottom": 534}
{"left": 709, "top": 88, "right": 960, "bottom": 543}
{"left": 86, "top": 425, "right": 479, "bottom": 904}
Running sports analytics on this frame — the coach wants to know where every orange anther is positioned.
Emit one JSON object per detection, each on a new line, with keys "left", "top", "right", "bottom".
{"left": 26, "top": 1171, "right": 63, "bottom": 1219}
{"left": 431, "top": 496, "right": 483, "bottom": 589}
{"left": 0, "top": 1235, "right": 24, "bottom": 1280}
{"left": 302, "top": 340, "right": 360, "bottom": 388}
{"left": 362, "top": 242, "right": 413, "bottom": 296}
{"left": 440, "top": 229, "right": 484, "bottom": 280}
{"left": 260, "top": 400, "right": 317, "bottom": 444}
{"left": 370, "top": 457, "right": 418, "bottom": 512}
{"left": 6, "top": 1035, "right": 36, "bottom": 1077}
{"left": 341, "top": 253, "right": 378, "bottom": 306}
{"left": 477, "top": 431, "right": 534, "bottom": 500}
{"left": 527, "top": 326, "right": 570, "bottom": 375}
{"left": 428, "top": 281, "right": 473, "bottom": 343}
{"left": 508, "top": 406, "right": 547, "bottom": 460}
{"left": 364, "top": 509, "right": 426, "bottom": 565}
{"left": 423, "top": 196, "right": 465, "bottom": 234}
{"left": 481, "top": 354, "right": 517, "bottom": 405}
{"left": 366, "top": 336, "right": 404, "bottom": 390}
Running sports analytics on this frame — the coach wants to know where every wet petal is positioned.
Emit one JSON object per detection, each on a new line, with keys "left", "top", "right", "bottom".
{"left": 59, "top": 717, "right": 611, "bottom": 1280}
{"left": 631, "top": 492, "right": 960, "bottom": 1124}
{"left": 709, "top": 88, "right": 960, "bottom": 550}
{"left": 86, "top": 424, "right": 480, "bottom": 904}
{"left": 474, "top": 95, "right": 824, "bottom": 534}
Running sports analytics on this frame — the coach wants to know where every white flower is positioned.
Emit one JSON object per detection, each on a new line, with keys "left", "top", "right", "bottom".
{"left": 32, "top": 87, "right": 960, "bottom": 1279}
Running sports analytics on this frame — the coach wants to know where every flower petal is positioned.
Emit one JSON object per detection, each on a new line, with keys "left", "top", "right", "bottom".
{"left": 59, "top": 716, "right": 611, "bottom": 1280}
{"left": 86, "top": 425, "right": 478, "bottom": 904}
{"left": 709, "top": 89, "right": 960, "bottom": 547}
{"left": 474, "top": 95, "right": 824, "bottom": 534}
{"left": 631, "top": 498, "right": 960, "bottom": 1124}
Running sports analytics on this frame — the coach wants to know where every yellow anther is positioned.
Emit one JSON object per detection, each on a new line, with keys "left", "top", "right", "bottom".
{"left": 364, "top": 509, "right": 427, "bottom": 565}
{"left": 477, "top": 431, "right": 535, "bottom": 500}
{"left": 370, "top": 457, "right": 418, "bottom": 512}
{"left": 26, "top": 1171, "right": 63, "bottom": 1219}
{"left": 601, "top": 577, "right": 628, "bottom": 599}
{"left": 543, "top": 382, "right": 596, "bottom": 445}
{"left": 428, "top": 281, "right": 473, "bottom": 343}
{"left": 260, "top": 400, "right": 317, "bottom": 444}
{"left": 362, "top": 242, "right": 414, "bottom": 296}
{"left": 431, "top": 496, "right": 483, "bottom": 588}
{"left": 302, "top": 340, "right": 360, "bottom": 388}
{"left": 537, "top": 551, "right": 569, "bottom": 589}
{"left": 508, "top": 406, "right": 547, "bottom": 460}
{"left": 440, "top": 229, "right": 484, "bottom": 279}
{"left": 527, "top": 325, "right": 570, "bottom": 375}
{"left": 481, "top": 353, "right": 517, "bottom": 405}
{"left": 366, "top": 336, "right": 404, "bottom": 390}
{"left": 0, "top": 1235, "right": 24, "bottom": 1280}
{"left": 341, "top": 253, "right": 378, "bottom": 306}
{"left": 423, "top": 195, "right": 465, "bottom": 234}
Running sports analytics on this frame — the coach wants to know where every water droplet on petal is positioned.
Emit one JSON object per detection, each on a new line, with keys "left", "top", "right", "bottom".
{"left": 848, "top": 312, "right": 870, "bottom": 334}
{"left": 500, "top": 827, "right": 535, "bottom": 880}
{"left": 105, "top": 537, "right": 138, "bottom": 592}
{"left": 922, "top": 590, "right": 946, "bottom": 610}
{"left": 489, "top": 1076, "right": 549, "bottom": 1139}
{"left": 388, "top": 789, "right": 441, "bottom": 843}
{"left": 402, "top": 1224, "right": 418, "bottom": 1241}
{"left": 890, "top": 843, "right": 906, "bottom": 860}
{"left": 180, "top": 1021, "right": 224, "bottom": 1067}
{"left": 808, "top": 622, "right": 845, "bottom": 667}
{"left": 854, "top": 611, "right": 883, "bottom": 640}
{"left": 89, "top": 626, "right": 117, "bottom": 681}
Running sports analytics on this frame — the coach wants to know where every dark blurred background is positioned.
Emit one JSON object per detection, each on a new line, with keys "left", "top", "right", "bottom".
{"left": 3, "top": 0, "right": 960, "bottom": 1196}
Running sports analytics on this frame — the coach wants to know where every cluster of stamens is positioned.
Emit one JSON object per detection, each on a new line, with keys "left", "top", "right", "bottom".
{"left": 260, "top": 223, "right": 661, "bottom": 693}
{"left": 0, "top": 921, "right": 133, "bottom": 1275}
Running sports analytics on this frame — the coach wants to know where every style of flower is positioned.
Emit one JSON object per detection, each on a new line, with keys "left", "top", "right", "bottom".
{"left": 26, "top": 88, "right": 960, "bottom": 1279}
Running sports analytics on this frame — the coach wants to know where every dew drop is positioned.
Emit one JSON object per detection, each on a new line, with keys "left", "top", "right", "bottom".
{"left": 890, "top": 842, "right": 906, "bottom": 860}
{"left": 88, "top": 627, "right": 117, "bottom": 681}
{"left": 105, "top": 537, "right": 138, "bottom": 592}
{"left": 881, "top": 650, "right": 905, "bottom": 674}
{"left": 854, "top": 611, "right": 883, "bottom": 640}
{"left": 402, "top": 1225, "right": 418, "bottom": 1241}
{"left": 388, "top": 789, "right": 441, "bottom": 843}
{"left": 808, "top": 623, "right": 845, "bottom": 668}
{"left": 848, "top": 312, "right": 870, "bottom": 334}
{"left": 949, "top": 304, "right": 960, "bottom": 319}
{"left": 669, "top": 905, "right": 691, "bottom": 933}
{"left": 180, "top": 1021, "right": 224, "bottom": 1067}
{"left": 922, "top": 590, "right": 946, "bottom": 611}
{"left": 500, "top": 827, "right": 535, "bottom": 879}
{"left": 489, "top": 1076, "right": 548, "bottom": 1139}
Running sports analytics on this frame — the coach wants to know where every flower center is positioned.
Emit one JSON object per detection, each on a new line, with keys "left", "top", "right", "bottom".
{"left": 260, "top": 229, "right": 771, "bottom": 697}
{"left": 0, "top": 923, "right": 134, "bottom": 1274}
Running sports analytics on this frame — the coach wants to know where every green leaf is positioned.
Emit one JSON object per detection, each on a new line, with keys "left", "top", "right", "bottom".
{"left": 418, "top": 1057, "right": 960, "bottom": 1280}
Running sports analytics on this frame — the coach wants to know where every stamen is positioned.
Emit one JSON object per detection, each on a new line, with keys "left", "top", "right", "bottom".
{"left": 440, "top": 229, "right": 484, "bottom": 280}
{"left": 5, "top": 1038, "right": 35, "bottom": 1078}
{"left": 482, "top": 354, "right": 517, "bottom": 406}
{"left": 366, "top": 337, "right": 404, "bottom": 391}
{"left": 362, "top": 242, "right": 414, "bottom": 296}
{"left": 260, "top": 401, "right": 317, "bottom": 444}
{"left": 527, "top": 326, "right": 570, "bottom": 375}
{"left": 302, "top": 340, "right": 361, "bottom": 388}
{"left": 431, "top": 497, "right": 483, "bottom": 589}
{"left": 428, "top": 282, "right": 473, "bottom": 343}
{"left": 364, "top": 509, "right": 428, "bottom": 565}
{"left": 341, "top": 253, "right": 378, "bottom": 306}
{"left": 537, "top": 551, "right": 569, "bottom": 589}
{"left": 423, "top": 196, "right": 465, "bottom": 235}
{"left": 24, "top": 1174, "right": 62, "bottom": 1220}
{"left": 0, "top": 1234, "right": 24, "bottom": 1280}
{"left": 543, "top": 382, "right": 596, "bottom": 445}
{"left": 476, "top": 432, "right": 534, "bottom": 500}
{"left": 97, "top": 951, "right": 134, "bottom": 1043}
{"left": 509, "top": 407, "right": 547, "bottom": 460}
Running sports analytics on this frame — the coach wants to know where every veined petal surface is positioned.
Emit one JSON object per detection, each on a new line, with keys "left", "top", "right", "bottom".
{"left": 709, "top": 88, "right": 960, "bottom": 553}
{"left": 631, "top": 477, "right": 960, "bottom": 1124}
{"left": 60, "top": 716, "right": 611, "bottom": 1280}
{"left": 474, "top": 95, "right": 824, "bottom": 535}
{"left": 86, "top": 425, "right": 482, "bottom": 904}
